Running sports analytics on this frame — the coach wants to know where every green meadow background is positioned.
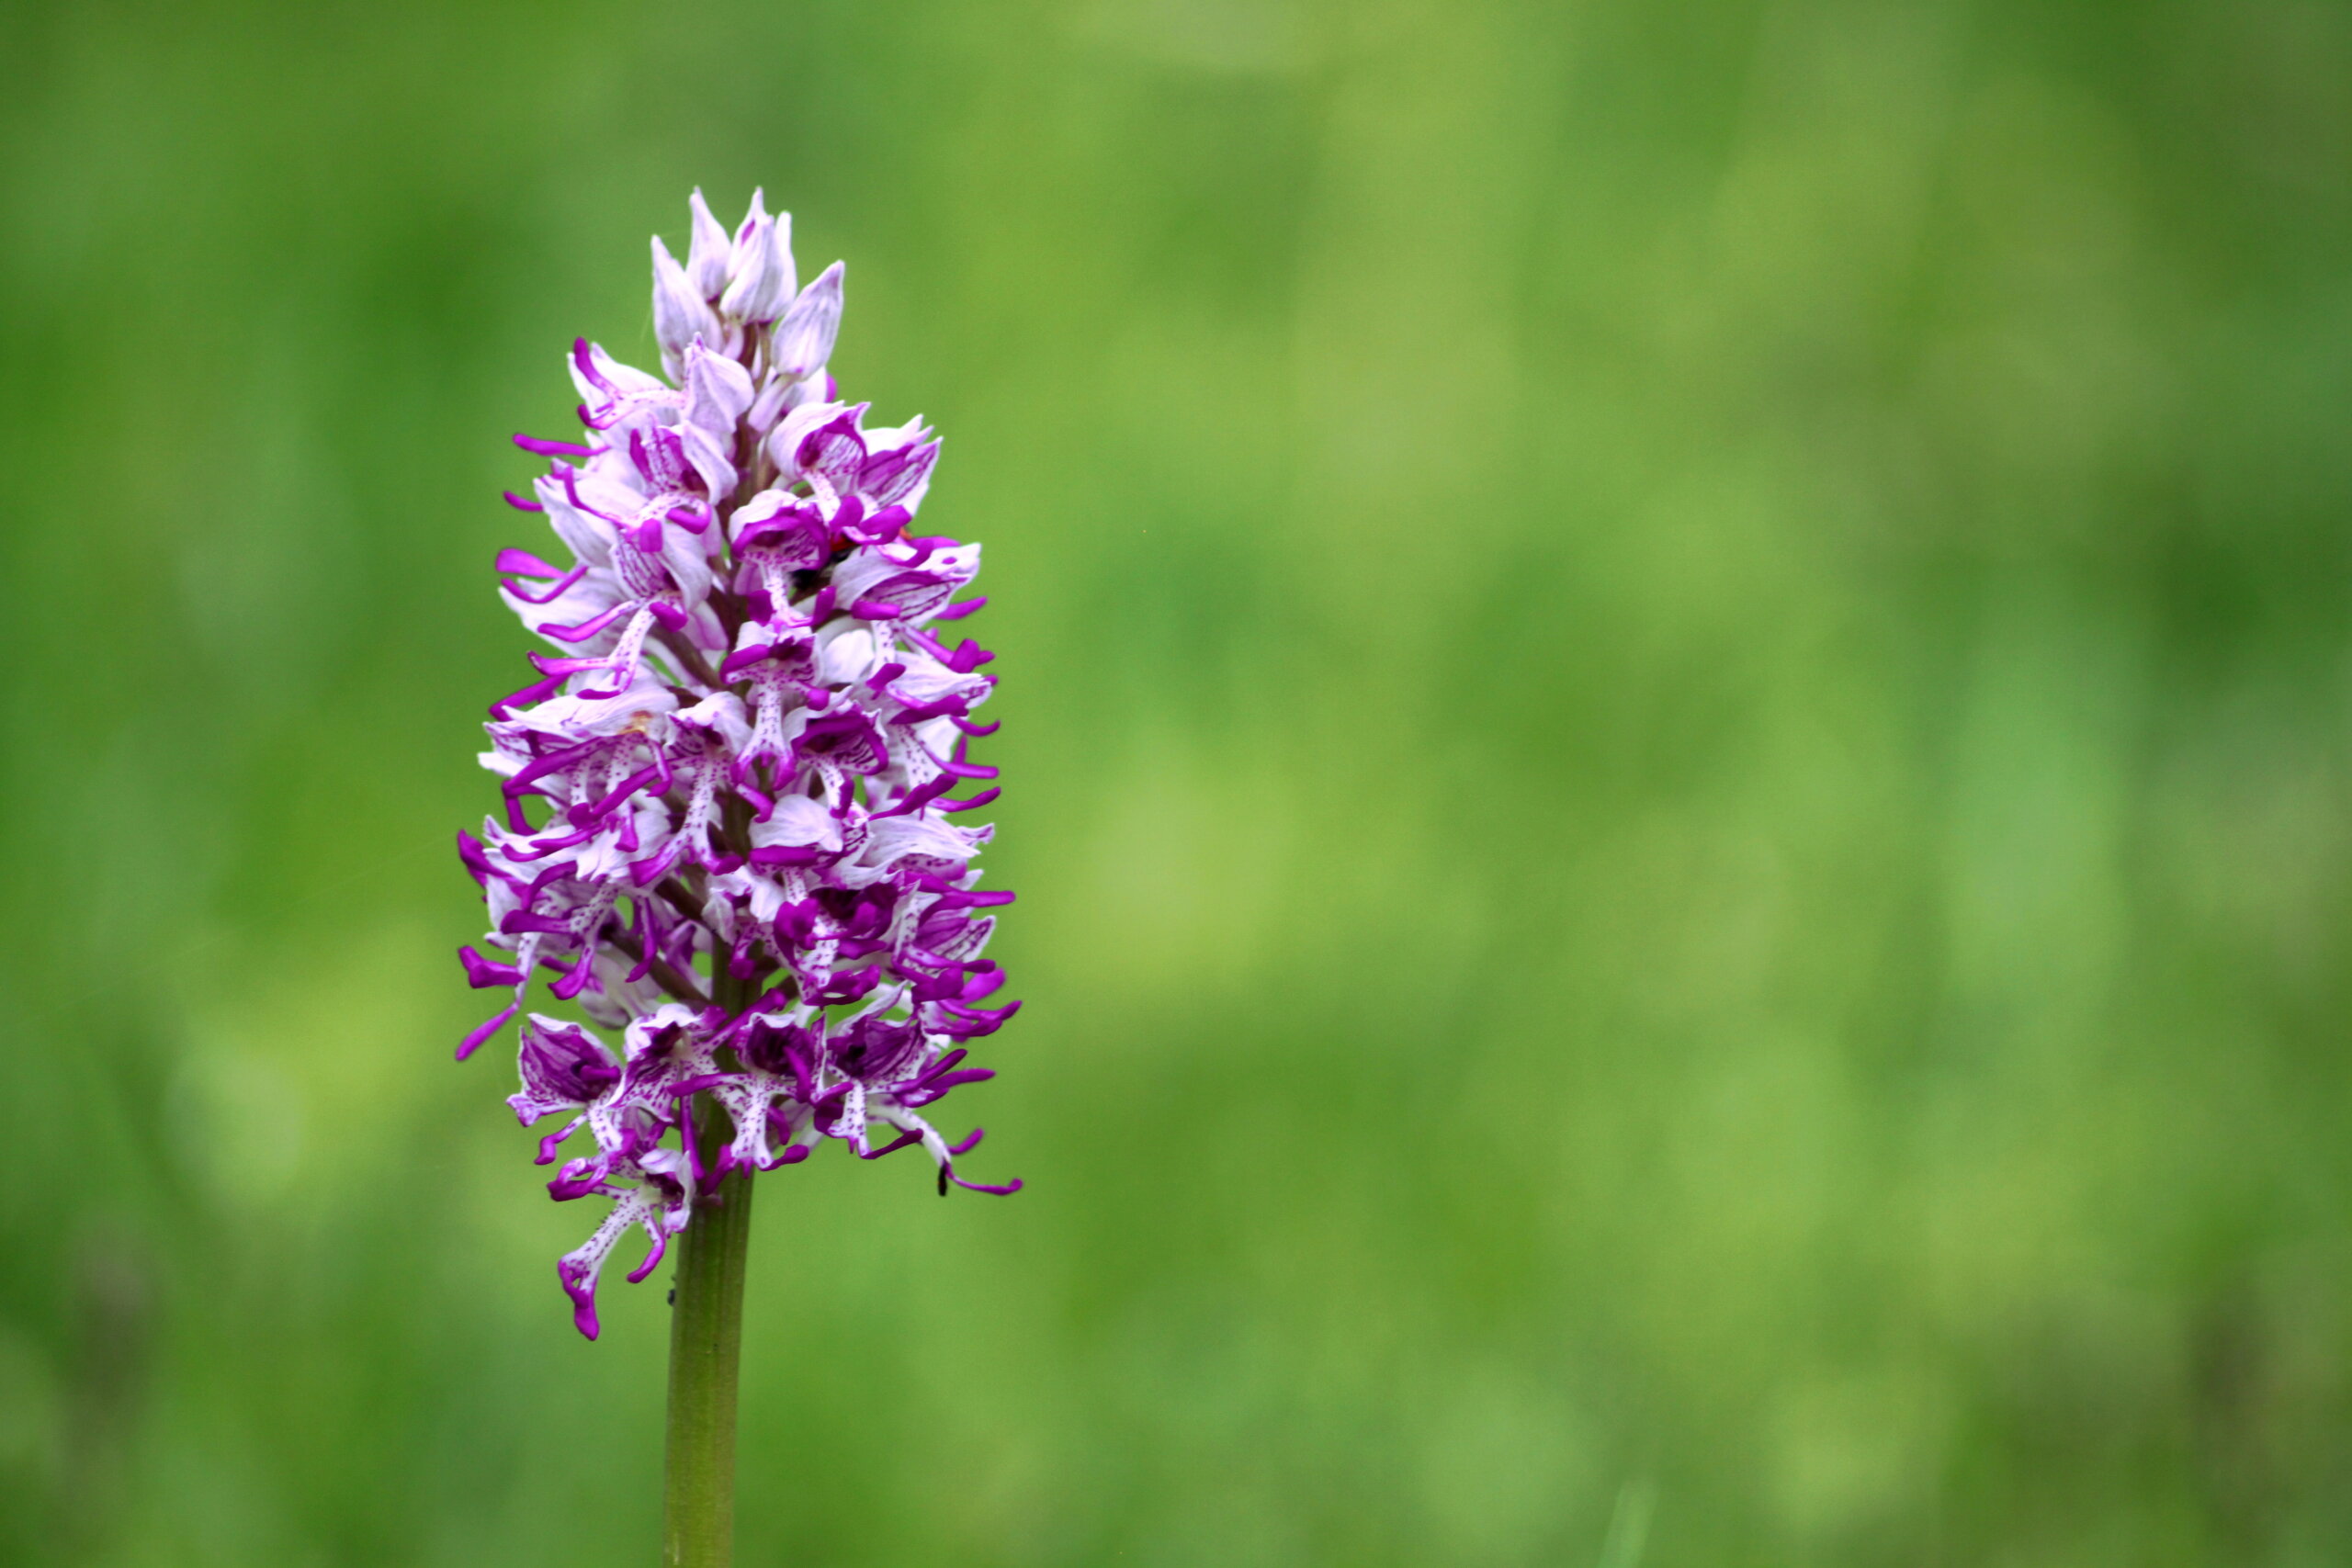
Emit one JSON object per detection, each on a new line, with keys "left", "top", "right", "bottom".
{"left": 4, "top": 0, "right": 2350, "bottom": 1562}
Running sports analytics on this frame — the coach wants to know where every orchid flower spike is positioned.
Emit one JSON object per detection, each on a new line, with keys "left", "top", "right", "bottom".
{"left": 458, "top": 188, "right": 1016, "bottom": 1340}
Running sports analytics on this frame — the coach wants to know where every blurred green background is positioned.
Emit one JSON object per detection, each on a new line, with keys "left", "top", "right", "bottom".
{"left": 3, "top": 0, "right": 2349, "bottom": 1562}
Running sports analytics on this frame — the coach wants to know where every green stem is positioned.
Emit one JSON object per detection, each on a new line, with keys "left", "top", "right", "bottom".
{"left": 662, "top": 1093, "right": 755, "bottom": 1568}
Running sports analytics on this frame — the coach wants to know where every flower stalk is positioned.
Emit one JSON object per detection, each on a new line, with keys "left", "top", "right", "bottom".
{"left": 662, "top": 1099, "right": 753, "bottom": 1568}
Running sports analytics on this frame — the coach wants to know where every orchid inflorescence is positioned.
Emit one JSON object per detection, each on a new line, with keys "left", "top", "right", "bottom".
{"left": 457, "top": 190, "right": 1018, "bottom": 1339}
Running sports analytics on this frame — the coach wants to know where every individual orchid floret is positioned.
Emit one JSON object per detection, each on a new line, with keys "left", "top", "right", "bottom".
{"left": 555, "top": 1146, "right": 695, "bottom": 1340}
{"left": 458, "top": 188, "right": 1018, "bottom": 1341}
{"left": 719, "top": 191, "right": 796, "bottom": 324}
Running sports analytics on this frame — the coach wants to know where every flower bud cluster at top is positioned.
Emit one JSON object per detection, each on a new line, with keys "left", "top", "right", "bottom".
{"left": 457, "top": 189, "right": 1018, "bottom": 1339}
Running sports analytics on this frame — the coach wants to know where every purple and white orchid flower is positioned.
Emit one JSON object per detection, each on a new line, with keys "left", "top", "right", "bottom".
{"left": 459, "top": 189, "right": 1018, "bottom": 1339}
